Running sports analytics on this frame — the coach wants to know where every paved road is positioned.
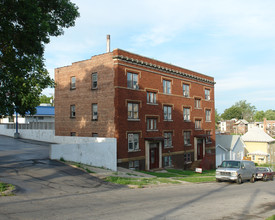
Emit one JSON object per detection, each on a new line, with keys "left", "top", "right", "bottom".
{"left": 0, "top": 135, "right": 274, "bottom": 220}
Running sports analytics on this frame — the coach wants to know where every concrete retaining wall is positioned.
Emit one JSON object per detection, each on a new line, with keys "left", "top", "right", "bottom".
{"left": 50, "top": 139, "right": 117, "bottom": 171}
{"left": 0, "top": 124, "right": 117, "bottom": 171}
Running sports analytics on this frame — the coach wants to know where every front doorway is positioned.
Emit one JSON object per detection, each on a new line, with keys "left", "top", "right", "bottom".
{"left": 197, "top": 138, "right": 203, "bottom": 160}
{"left": 149, "top": 143, "right": 159, "bottom": 169}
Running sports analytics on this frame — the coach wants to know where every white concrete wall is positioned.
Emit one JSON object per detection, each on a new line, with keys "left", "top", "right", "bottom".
{"left": 0, "top": 125, "right": 117, "bottom": 171}
{"left": 50, "top": 139, "right": 117, "bottom": 171}
{"left": 0, "top": 125, "right": 55, "bottom": 142}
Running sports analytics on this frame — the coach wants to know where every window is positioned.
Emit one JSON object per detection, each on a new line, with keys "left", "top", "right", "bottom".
{"left": 195, "top": 98, "right": 201, "bottom": 108}
{"left": 70, "top": 105, "right": 76, "bottom": 118}
{"left": 128, "top": 103, "right": 139, "bottom": 119}
{"left": 129, "top": 160, "right": 139, "bottom": 170}
{"left": 92, "top": 73, "right": 98, "bottom": 89}
{"left": 206, "top": 109, "right": 211, "bottom": 122}
{"left": 206, "top": 131, "right": 212, "bottom": 143}
{"left": 164, "top": 106, "right": 172, "bottom": 120}
{"left": 70, "top": 132, "right": 76, "bottom": 136}
{"left": 164, "top": 156, "right": 172, "bottom": 167}
{"left": 92, "top": 133, "right": 98, "bottom": 137}
{"left": 183, "top": 84, "right": 190, "bottom": 97}
{"left": 127, "top": 72, "right": 139, "bottom": 89}
{"left": 147, "top": 92, "right": 156, "bottom": 104}
{"left": 128, "top": 133, "right": 139, "bottom": 151}
{"left": 71, "top": 76, "right": 76, "bottom": 89}
{"left": 164, "top": 132, "right": 173, "bottom": 148}
{"left": 147, "top": 118, "right": 157, "bottom": 131}
{"left": 184, "top": 131, "right": 191, "bottom": 145}
{"left": 184, "top": 153, "right": 191, "bottom": 162}
{"left": 183, "top": 108, "right": 190, "bottom": 121}
{"left": 163, "top": 80, "right": 171, "bottom": 94}
{"left": 205, "top": 89, "right": 210, "bottom": 100}
{"left": 195, "top": 119, "right": 202, "bottom": 130}
{"left": 92, "top": 104, "right": 98, "bottom": 120}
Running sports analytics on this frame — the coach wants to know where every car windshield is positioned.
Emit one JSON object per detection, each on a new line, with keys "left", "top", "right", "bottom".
{"left": 220, "top": 161, "right": 240, "bottom": 168}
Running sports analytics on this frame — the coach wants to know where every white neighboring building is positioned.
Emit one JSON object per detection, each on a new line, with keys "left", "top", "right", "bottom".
{"left": 0, "top": 106, "right": 54, "bottom": 124}
{"left": 248, "top": 122, "right": 264, "bottom": 131}
{"left": 216, "top": 134, "right": 245, "bottom": 167}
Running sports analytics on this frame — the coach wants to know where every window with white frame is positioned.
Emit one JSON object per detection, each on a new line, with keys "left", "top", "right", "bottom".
{"left": 205, "top": 89, "right": 210, "bottom": 100}
{"left": 127, "top": 72, "right": 139, "bottom": 89}
{"left": 184, "top": 131, "right": 191, "bottom": 145}
{"left": 92, "top": 103, "right": 98, "bottom": 120}
{"left": 129, "top": 160, "right": 140, "bottom": 169}
{"left": 163, "top": 79, "right": 171, "bottom": 94}
{"left": 164, "top": 105, "right": 172, "bottom": 120}
{"left": 71, "top": 76, "right": 76, "bottom": 89}
{"left": 164, "top": 156, "right": 172, "bottom": 167}
{"left": 128, "top": 133, "right": 139, "bottom": 151}
{"left": 183, "top": 108, "right": 190, "bottom": 121}
{"left": 205, "top": 109, "right": 211, "bottom": 122}
{"left": 184, "top": 153, "right": 191, "bottom": 162}
{"left": 147, "top": 118, "right": 157, "bottom": 131}
{"left": 70, "top": 105, "right": 76, "bottom": 118}
{"left": 92, "top": 73, "right": 98, "bottom": 89}
{"left": 195, "top": 98, "right": 201, "bottom": 108}
{"left": 195, "top": 119, "right": 202, "bottom": 130}
{"left": 183, "top": 84, "right": 190, "bottom": 97}
{"left": 147, "top": 92, "right": 156, "bottom": 104}
{"left": 164, "top": 132, "right": 173, "bottom": 148}
{"left": 128, "top": 103, "right": 139, "bottom": 119}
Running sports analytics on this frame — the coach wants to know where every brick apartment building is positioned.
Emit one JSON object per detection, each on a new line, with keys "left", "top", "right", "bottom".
{"left": 55, "top": 48, "right": 216, "bottom": 170}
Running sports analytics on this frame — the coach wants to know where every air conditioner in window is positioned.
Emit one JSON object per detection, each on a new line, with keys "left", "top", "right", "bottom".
{"left": 133, "top": 84, "right": 139, "bottom": 89}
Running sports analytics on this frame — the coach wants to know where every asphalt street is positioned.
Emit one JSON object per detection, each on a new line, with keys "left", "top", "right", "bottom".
{"left": 0, "top": 135, "right": 274, "bottom": 220}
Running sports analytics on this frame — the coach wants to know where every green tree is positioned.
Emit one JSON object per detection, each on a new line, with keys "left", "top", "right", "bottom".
{"left": 234, "top": 100, "right": 256, "bottom": 122}
{"left": 254, "top": 110, "right": 265, "bottom": 121}
{"left": 0, "top": 0, "right": 79, "bottom": 116}
{"left": 39, "top": 95, "right": 53, "bottom": 105}
{"left": 221, "top": 106, "right": 242, "bottom": 120}
{"left": 215, "top": 109, "right": 221, "bottom": 128}
{"left": 265, "top": 109, "right": 275, "bottom": 120}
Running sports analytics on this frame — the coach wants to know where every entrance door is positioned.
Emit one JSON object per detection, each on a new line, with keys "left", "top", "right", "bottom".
{"left": 149, "top": 143, "right": 159, "bottom": 169}
{"left": 197, "top": 138, "right": 203, "bottom": 160}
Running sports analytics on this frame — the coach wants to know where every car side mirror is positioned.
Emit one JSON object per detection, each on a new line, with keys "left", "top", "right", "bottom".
{"left": 241, "top": 165, "right": 245, "bottom": 169}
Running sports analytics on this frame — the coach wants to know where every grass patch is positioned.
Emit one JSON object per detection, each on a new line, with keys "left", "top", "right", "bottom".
{"left": 140, "top": 169, "right": 216, "bottom": 178}
{"left": 85, "top": 168, "right": 94, "bottom": 173}
{"left": 0, "top": 182, "right": 15, "bottom": 196}
{"left": 104, "top": 176, "right": 181, "bottom": 187}
{"left": 177, "top": 176, "right": 216, "bottom": 183}
{"left": 266, "top": 215, "right": 275, "bottom": 220}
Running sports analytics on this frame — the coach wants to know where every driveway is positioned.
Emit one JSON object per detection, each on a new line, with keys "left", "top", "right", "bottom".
{"left": 0, "top": 135, "right": 122, "bottom": 196}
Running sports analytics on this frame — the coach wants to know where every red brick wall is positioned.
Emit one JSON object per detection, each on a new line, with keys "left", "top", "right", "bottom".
{"left": 113, "top": 49, "right": 216, "bottom": 161}
{"left": 55, "top": 53, "right": 116, "bottom": 137}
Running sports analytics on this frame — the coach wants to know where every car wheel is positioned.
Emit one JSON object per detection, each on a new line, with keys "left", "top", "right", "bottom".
{"left": 263, "top": 175, "right": 267, "bottom": 182}
{"left": 237, "top": 175, "right": 242, "bottom": 184}
{"left": 250, "top": 175, "right": 255, "bottom": 183}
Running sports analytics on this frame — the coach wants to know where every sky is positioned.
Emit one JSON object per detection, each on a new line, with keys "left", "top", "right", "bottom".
{"left": 44, "top": 0, "right": 275, "bottom": 114}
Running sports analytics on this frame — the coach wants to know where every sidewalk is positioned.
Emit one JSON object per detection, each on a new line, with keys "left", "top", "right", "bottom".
{"left": 70, "top": 163, "right": 155, "bottom": 179}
